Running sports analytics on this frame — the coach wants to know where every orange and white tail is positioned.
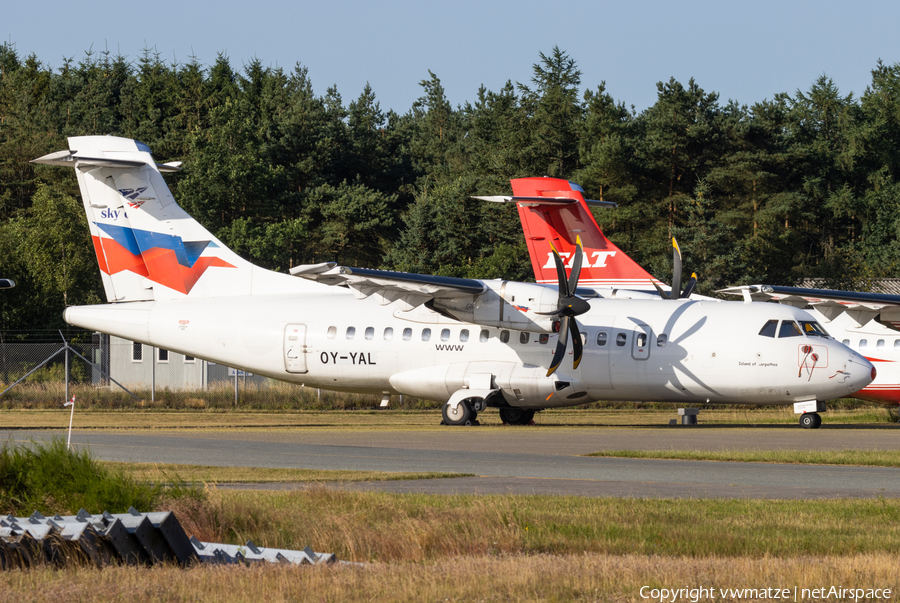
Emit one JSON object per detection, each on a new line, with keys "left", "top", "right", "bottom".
{"left": 503, "top": 177, "right": 661, "bottom": 290}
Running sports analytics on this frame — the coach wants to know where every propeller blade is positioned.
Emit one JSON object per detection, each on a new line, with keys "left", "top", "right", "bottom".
{"left": 566, "top": 235, "right": 584, "bottom": 296}
{"left": 671, "top": 237, "right": 683, "bottom": 300}
{"left": 681, "top": 272, "right": 698, "bottom": 299}
{"left": 652, "top": 280, "right": 670, "bottom": 300}
{"left": 548, "top": 241, "right": 569, "bottom": 297}
{"left": 547, "top": 316, "right": 570, "bottom": 376}
{"left": 569, "top": 317, "right": 584, "bottom": 370}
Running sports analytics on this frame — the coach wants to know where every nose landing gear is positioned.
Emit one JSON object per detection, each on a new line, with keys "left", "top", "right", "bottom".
{"left": 795, "top": 400, "right": 825, "bottom": 429}
{"left": 799, "top": 412, "right": 822, "bottom": 429}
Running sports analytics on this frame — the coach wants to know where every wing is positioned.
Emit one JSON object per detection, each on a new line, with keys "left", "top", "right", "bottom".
{"left": 718, "top": 284, "right": 900, "bottom": 329}
{"left": 290, "top": 263, "right": 486, "bottom": 311}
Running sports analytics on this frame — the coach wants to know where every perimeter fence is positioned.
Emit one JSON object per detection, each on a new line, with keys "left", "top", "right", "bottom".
{"left": 0, "top": 330, "right": 436, "bottom": 411}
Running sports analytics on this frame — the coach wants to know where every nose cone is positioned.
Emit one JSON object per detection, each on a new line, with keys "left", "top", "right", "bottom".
{"left": 844, "top": 351, "right": 876, "bottom": 394}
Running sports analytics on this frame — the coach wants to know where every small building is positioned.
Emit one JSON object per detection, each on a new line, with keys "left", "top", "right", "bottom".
{"left": 96, "top": 334, "right": 270, "bottom": 390}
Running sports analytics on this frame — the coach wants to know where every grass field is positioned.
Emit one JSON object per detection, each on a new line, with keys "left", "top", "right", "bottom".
{"left": 0, "top": 405, "right": 896, "bottom": 431}
{"left": 101, "top": 461, "right": 470, "bottom": 484}
{"left": 2, "top": 406, "right": 900, "bottom": 601}
{"left": 588, "top": 449, "right": 900, "bottom": 467}
{"left": 2, "top": 488, "right": 900, "bottom": 601}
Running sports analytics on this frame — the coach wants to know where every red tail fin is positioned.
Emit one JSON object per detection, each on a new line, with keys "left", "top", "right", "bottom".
{"left": 510, "top": 177, "right": 659, "bottom": 288}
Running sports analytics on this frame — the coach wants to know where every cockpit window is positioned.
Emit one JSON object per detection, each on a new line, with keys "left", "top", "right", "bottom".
{"left": 778, "top": 321, "right": 803, "bottom": 338}
{"left": 759, "top": 320, "right": 778, "bottom": 338}
{"left": 799, "top": 321, "right": 829, "bottom": 337}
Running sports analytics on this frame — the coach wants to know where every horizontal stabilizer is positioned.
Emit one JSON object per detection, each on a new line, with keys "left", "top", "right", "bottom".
{"left": 473, "top": 195, "right": 617, "bottom": 208}
{"left": 32, "top": 150, "right": 182, "bottom": 172}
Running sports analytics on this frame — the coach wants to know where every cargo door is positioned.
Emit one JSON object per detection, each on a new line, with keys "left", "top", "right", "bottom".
{"left": 284, "top": 324, "right": 308, "bottom": 374}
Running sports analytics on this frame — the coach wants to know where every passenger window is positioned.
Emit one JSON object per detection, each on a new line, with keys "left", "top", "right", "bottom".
{"left": 422, "top": 328, "right": 432, "bottom": 342}
{"left": 327, "top": 326, "right": 337, "bottom": 339}
{"left": 843, "top": 339, "right": 850, "bottom": 346}
{"left": 441, "top": 329, "right": 450, "bottom": 342}
{"left": 346, "top": 326, "right": 356, "bottom": 340}
{"left": 636, "top": 333, "right": 647, "bottom": 348}
{"left": 480, "top": 329, "right": 489, "bottom": 343}
{"left": 877, "top": 339, "right": 885, "bottom": 351}
{"left": 895, "top": 340, "right": 900, "bottom": 351}
{"left": 538, "top": 334, "right": 549, "bottom": 345}
{"left": 460, "top": 329, "right": 469, "bottom": 342}
{"left": 758, "top": 320, "right": 778, "bottom": 338}
{"left": 778, "top": 321, "right": 802, "bottom": 338}
{"left": 402, "top": 328, "right": 412, "bottom": 341}
{"left": 581, "top": 332, "right": 587, "bottom": 345}
{"left": 383, "top": 327, "right": 394, "bottom": 341}
{"left": 500, "top": 330, "right": 510, "bottom": 343}
{"left": 365, "top": 327, "right": 374, "bottom": 340}
{"left": 596, "top": 331, "right": 608, "bottom": 347}
{"left": 520, "top": 332, "right": 530, "bottom": 344}
{"left": 859, "top": 339, "right": 867, "bottom": 349}
{"left": 657, "top": 334, "right": 668, "bottom": 347}
{"left": 616, "top": 333, "right": 627, "bottom": 346}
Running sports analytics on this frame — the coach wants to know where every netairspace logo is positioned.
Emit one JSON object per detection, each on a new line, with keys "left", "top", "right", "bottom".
{"left": 639, "top": 585, "right": 893, "bottom": 602}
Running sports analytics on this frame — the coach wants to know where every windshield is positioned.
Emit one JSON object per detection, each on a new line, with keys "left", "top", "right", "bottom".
{"left": 799, "top": 320, "right": 830, "bottom": 337}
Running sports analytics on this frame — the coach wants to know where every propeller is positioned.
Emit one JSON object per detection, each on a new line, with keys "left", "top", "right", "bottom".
{"left": 537, "top": 236, "right": 592, "bottom": 377}
{"left": 652, "top": 237, "right": 698, "bottom": 300}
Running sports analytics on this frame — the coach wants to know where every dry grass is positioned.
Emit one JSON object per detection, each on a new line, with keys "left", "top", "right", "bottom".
{"left": 101, "top": 461, "right": 470, "bottom": 484}
{"left": 0, "top": 553, "right": 897, "bottom": 602}
{"left": 158, "top": 488, "right": 900, "bottom": 562}
{"left": 0, "top": 406, "right": 895, "bottom": 431}
{"left": 589, "top": 449, "right": 900, "bottom": 467}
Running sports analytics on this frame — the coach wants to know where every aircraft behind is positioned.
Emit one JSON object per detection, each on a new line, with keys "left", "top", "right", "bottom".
{"left": 33, "top": 138, "right": 874, "bottom": 427}
{"left": 494, "top": 176, "right": 879, "bottom": 428}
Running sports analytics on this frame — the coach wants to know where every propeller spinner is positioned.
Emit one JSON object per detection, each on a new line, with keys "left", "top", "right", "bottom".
{"left": 538, "top": 236, "right": 592, "bottom": 377}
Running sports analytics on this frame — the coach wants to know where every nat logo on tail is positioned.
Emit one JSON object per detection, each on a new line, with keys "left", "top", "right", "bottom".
{"left": 506, "top": 177, "right": 661, "bottom": 290}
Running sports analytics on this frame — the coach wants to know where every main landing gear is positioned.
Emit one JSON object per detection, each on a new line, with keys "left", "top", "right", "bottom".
{"left": 441, "top": 398, "right": 481, "bottom": 426}
{"left": 499, "top": 407, "right": 535, "bottom": 426}
{"left": 441, "top": 398, "right": 537, "bottom": 426}
{"left": 799, "top": 413, "right": 822, "bottom": 429}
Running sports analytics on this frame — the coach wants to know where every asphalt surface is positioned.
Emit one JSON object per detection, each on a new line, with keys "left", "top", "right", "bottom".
{"left": 4, "top": 426, "right": 900, "bottom": 499}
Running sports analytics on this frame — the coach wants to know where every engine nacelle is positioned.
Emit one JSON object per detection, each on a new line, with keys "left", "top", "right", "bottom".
{"left": 434, "top": 280, "right": 562, "bottom": 333}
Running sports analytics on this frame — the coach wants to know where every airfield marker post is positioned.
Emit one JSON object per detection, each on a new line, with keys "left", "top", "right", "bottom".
{"left": 151, "top": 347, "right": 156, "bottom": 403}
{"left": 64, "top": 396, "right": 75, "bottom": 450}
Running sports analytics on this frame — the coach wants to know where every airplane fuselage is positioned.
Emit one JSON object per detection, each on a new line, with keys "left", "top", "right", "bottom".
{"left": 65, "top": 284, "right": 873, "bottom": 409}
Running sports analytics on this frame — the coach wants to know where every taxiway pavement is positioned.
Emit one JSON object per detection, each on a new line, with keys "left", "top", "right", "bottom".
{"left": 3, "top": 426, "right": 900, "bottom": 498}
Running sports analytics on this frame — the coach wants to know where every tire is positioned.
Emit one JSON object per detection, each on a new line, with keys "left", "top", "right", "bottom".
{"left": 811, "top": 413, "right": 822, "bottom": 429}
{"left": 442, "top": 401, "right": 474, "bottom": 426}
{"left": 499, "top": 407, "right": 536, "bottom": 426}
{"left": 799, "top": 413, "right": 815, "bottom": 429}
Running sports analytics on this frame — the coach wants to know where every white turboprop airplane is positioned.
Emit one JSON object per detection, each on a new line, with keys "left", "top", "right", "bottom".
{"left": 32, "top": 137, "right": 874, "bottom": 427}
{"left": 489, "top": 176, "right": 881, "bottom": 428}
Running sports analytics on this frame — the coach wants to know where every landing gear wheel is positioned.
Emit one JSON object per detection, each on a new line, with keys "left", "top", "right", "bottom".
{"left": 442, "top": 401, "right": 474, "bottom": 426}
{"left": 499, "top": 407, "right": 536, "bottom": 426}
{"left": 799, "top": 413, "right": 821, "bottom": 429}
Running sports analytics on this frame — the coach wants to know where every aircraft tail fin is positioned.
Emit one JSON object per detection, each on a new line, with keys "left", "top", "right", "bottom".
{"left": 497, "top": 177, "right": 660, "bottom": 290}
{"left": 32, "top": 136, "right": 294, "bottom": 302}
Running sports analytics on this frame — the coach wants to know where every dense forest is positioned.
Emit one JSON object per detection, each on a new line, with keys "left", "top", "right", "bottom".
{"left": 2, "top": 43, "right": 900, "bottom": 333}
